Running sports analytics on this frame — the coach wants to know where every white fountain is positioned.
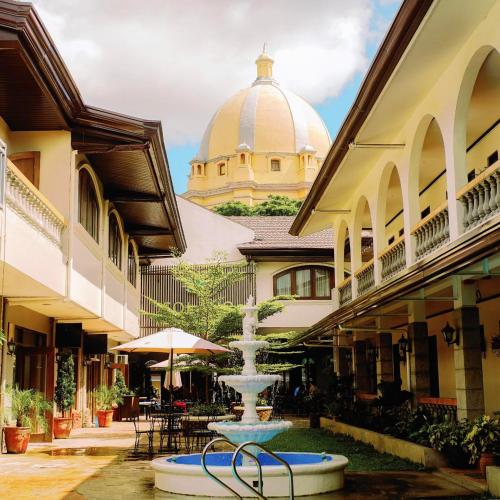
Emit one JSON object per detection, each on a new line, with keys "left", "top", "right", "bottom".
{"left": 207, "top": 296, "right": 292, "bottom": 443}
{"left": 152, "top": 296, "right": 348, "bottom": 497}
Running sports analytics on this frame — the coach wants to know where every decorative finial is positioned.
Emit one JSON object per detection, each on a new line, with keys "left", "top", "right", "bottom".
{"left": 255, "top": 47, "right": 273, "bottom": 80}
{"left": 262, "top": 42, "right": 267, "bottom": 54}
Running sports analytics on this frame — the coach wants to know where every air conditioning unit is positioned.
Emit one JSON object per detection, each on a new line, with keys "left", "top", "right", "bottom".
{"left": 116, "top": 354, "right": 129, "bottom": 365}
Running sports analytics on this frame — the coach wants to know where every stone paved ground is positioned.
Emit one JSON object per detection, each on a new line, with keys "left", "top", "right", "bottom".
{"left": 0, "top": 419, "right": 485, "bottom": 500}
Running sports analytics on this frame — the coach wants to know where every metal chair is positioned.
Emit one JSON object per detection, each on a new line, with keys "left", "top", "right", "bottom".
{"left": 159, "top": 413, "right": 183, "bottom": 453}
{"left": 132, "top": 415, "right": 153, "bottom": 454}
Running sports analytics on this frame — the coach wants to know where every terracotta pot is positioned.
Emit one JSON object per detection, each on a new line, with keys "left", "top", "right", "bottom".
{"left": 479, "top": 452, "right": 495, "bottom": 476}
{"left": 4, "top": 426, "right": 30, "bottom": 453}
{"left": 96, "top": 409, "right": 114, "bottom": 428}
{"left": 53, "top": 417, "right": 72, "bottom": 439}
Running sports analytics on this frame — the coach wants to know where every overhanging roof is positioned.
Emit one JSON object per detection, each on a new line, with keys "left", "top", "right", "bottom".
{"left": 0, "top": 0, "right": 185, "bottom": 256}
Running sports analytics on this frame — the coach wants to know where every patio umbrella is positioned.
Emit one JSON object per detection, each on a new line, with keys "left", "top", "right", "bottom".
{"left": 111, "top": 328, "right": 229, "bottom": 405}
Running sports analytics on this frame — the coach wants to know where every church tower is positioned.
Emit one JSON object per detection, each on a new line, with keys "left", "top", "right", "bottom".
{"left": 184, "top": 50, "right": 331, "bottom": 208}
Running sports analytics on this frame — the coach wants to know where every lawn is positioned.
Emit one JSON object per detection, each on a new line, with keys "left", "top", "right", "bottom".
{"left": 267, "top": 428, "right": 425, "bottom": 472}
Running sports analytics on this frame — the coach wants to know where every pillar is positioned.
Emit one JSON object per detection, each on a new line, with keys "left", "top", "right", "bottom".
{"left": 354, "top": 340, "right": 370, "bottom": 392}
{"left": 377, "top": 332, "right": 394, "bottom": 383}
{"left": 408, "top": 322, "right": 430, "bottom": 398}
{"left": 453, "top": 306, "right": 484, "bottom": 420}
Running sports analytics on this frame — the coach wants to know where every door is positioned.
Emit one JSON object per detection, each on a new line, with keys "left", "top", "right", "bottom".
{"left": 9, "top": 151, "right": 40, "bottom": 188}
{"left": 428, "top": 335, "right": 440, "bottom": 397}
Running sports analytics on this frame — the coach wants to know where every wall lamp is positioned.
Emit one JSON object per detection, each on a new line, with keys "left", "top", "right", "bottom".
{"left": 7, "top": 339, "right": 16, "bottom": 356}
{"left": 398, "top": 334, "right": 411, "bottom": 361}
{"left": 441, "top": 322, "right": 459, "bottom": 346}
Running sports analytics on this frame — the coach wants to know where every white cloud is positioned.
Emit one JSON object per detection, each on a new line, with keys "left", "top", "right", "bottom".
{"left": 32, "top": 0, "right": 377, "bottom": 147}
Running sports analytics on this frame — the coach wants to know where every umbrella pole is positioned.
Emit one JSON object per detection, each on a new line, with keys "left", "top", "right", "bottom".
{"left": 169, "top": 346, "right": 174, "bottom": 408}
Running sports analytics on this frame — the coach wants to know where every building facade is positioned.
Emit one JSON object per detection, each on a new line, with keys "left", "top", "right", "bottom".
{"left": 0, "top": 0, "right": 185, "bottom": 437}
{"left": 290, "top": 0, "right": 500, "bottom": 419}
{"left": 183, "top": 51, "right": 331, "bottom": 208}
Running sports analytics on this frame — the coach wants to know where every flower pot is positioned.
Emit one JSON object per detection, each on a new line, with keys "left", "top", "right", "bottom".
{"left": 53, "top": 417, "right": 72, "bottom": 439}
{"left": 96, "top": 409, "right": 114, "bottom": 428}
{"left": 478, "top": 452, "right": 495, "bottom": 476}
{"left": 4, "top": 426, "right": 30, "bottom": 453}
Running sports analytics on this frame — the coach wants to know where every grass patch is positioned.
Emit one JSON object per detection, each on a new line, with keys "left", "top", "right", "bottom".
{"left": 267, "top": 428, "right": 425, "bottom": 472}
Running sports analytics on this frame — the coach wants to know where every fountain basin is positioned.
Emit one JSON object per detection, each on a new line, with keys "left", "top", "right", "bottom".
{"left": 152, "top": 451, "right": 348, "bottom": 497}
{"left": 208, "top": 420, "right": 292, "bottom": 444}
{"left": 219, "top": 374, "right": 280, "bottom": 395}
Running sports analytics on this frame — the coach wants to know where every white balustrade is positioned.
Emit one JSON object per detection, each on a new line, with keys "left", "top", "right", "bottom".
{"left": 412, "top": 204, "right": 450, "bottom": 259}
{"left": 380, "top": 238, "right": 406, "bottom": 281}
{"left": 355, "top": 260, "right": 375, "bottom": 296}
{"left": 338, "top": 276, "right": 352, "bottom": 307}
{"left": 458, "top": 162, "right": 500, "bottom": 232}
{"left": 6, "top": 161, "right": 65, "bottom": 247}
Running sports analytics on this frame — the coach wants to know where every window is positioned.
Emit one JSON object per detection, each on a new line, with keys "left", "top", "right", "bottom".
{"left": 467, "top": 169, "right": 476, "bottom": 182}
{"left": 9, "top": 151, "right": 40, "bottom": 188}
{"left": 108, "top": 213, "right": 122, "bottom": 269}
{"left": 218, "top": 163, "right": 226, "bottom": 175}
{"left": 420, "top": 206, "right": 430, "bottom": 219}
{"left": 240, "top": 153, "right": 245, "bottom": 164}
{"left": 273, "top": 266, "right": 333, "bottom": 299}
{"left": 388, "top": 236, "right": 395, "bottom": 245}
{"left": 270, "top": 159, "right": 280, "bottom": 172}
{"left": 197, "top": 165, "right": 202, "bottom": 175}
{"left": 488, "top": 150, "right": 498, "bottom": 167}
{"left": 78, "top": 168, "right": 100, "bottom": 242}
{"left": 127, "top": 241, "right": 137, "bottom": 287}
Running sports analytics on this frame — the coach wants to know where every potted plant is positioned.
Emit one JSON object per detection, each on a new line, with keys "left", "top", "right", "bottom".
{"left": 4, "top": 387, "right": 51, "bottom": 453}
{"left": 427, "top": 420, "right": 472, "bottom": 468}
{"left": 113, "top": 370, "right": 137, "bottom": 421}
{"left": 94, "top": 385, "right": 122, "bottom": 427}
{"left": 464, "top": 415, "right": 500, "bottom": 475}
{"left": 53, "top": 353, "right": 76, "bottom": 438}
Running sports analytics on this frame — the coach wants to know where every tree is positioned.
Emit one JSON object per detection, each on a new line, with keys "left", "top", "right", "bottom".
{"left": 212, "top": 195, "right": 302, "bottom": 217}
{"left": 213, "top": 201, "right": 253, "bottom": 216}
{"left": 114, "top": 370, "right": 129, "bottom": 399}
{"left": 54, "top": 353, "right": 76, "bottom": 417}
{"left": 145, "top": 252, "right": 302, "bottom": 400}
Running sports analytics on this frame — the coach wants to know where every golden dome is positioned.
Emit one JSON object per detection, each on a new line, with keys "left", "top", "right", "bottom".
{"left": 193, "top": 50, "right": 331, "bottom": 163}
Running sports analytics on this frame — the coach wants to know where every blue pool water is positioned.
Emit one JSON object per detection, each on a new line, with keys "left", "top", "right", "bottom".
{"left": 167, "top": 452, "right": 332, "bottom": 467}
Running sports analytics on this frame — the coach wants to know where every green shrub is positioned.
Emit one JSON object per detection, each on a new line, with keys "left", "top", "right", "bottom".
{"left": 190, "top": 403, "right": 226, "bottom": 416}
{"left": 8, "top": 386, "right": 52, "bottom": 431}
{"left": 54, "top": 353, "right": 76, "bottom": 416}
{"left": 113, "top": 370, "right": 130, "bottom": 399}
{"left": 464, "top": 414, "right": 500, "bottom": 463}
{"left": 93, "top": 385, "right": 122, "bottom": 411}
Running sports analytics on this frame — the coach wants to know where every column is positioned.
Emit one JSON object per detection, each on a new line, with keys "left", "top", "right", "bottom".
{"left": 354, "top": 340, "right": 370, "bottom": 392}
{"left": 377, "top": 332, "right": 394, "bottom": 383}
{"left": 408, "top": 322, "right": 430, "bottom": 398}
{"left": 453, "top": 306, "right": 484, "bottom": 420}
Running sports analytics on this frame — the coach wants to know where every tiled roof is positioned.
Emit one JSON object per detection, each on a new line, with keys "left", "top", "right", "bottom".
{"left": 228, "top": 216, "right": 333, "bottom": 250}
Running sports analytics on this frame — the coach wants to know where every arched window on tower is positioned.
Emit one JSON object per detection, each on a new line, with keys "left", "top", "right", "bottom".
{"left": 78, "top": 168, "right": 100, "bottom": 242}
{"left": 218, "top": 163, "right": 226, "bottom": 175}
{"left": 240, "top": 153, "right": 245, "bottom": 164}
{"left": 271, "top": 159, "right": 281, "bottom": 172}
{"left": 108, "top": 213, "right": 122, "bottom": 269}
{"left": 197, "top": 165, "right": 202, "bottom": 175}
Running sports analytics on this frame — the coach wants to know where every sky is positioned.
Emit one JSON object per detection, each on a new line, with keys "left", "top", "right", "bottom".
{"left": 32, "top": 0, "right": 401, "bottom": 194}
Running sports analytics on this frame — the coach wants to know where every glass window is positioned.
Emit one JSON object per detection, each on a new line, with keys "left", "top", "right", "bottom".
{"left": 296, "top": 269, "right": 311, "bottom": 297}
{"left": 276, "top": 272, "right": 292, "bottom": 295}
{"left": 271, "top": 159, "right": 280, "bottom": 171}
{"left": 108, "top": 214, "right": 122, "bottom": 269}
{"left": 78, "top": 168, "right": 100, "bottom": 242}
{"left": 127, "top": 242, "right": 137, "bottom": 287}
{"left": 218, "top": 163, "right": 226, "bottom": 175}
{"left": 315, "top": 268, "right": 330, "bottom": 297}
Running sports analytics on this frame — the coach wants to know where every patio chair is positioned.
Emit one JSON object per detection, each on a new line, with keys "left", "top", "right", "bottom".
{"left": 132, "top": 415, "right": 153, "bottom": 454}
{"left": 158, "top": 413, "right": 183, "bottom": 453}
{"left": 185, "top": 415, "right": 218, "bottom": 453}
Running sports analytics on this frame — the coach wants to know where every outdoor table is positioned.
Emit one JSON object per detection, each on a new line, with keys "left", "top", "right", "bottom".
{"left": 139, "top": 401, "right": 154, "bottom": 420}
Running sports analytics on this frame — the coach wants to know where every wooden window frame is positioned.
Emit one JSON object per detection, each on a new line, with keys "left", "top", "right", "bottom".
{"left": 270, "top": 159, "right": 281, "bottom": 172}
{"left": 273, "top": 266, "right": 334, "bottom": 300}
{"left": 9, "top": 151, "right": 40, "bottom": 189}
{"left": 218, "top": 163, "right": 226, "bottom": 176}
{"left": 108, "top": 212, "right": 122, "bottom": 270}
{"left": 127, "top": 241, "right": 137, "bottom": 287}
{"left": 78, "top": 168, "right": 100, "bottom": 243}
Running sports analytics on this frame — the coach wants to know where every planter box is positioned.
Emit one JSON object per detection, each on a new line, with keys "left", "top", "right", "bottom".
{"left": 320, "top": 417, "right": 447, "bottom": 468}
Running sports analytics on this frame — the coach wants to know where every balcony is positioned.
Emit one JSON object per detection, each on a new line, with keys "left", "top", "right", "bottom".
{"left": 379, "top": 237, "right": 406, "bottom": 281}
{"left": 457, "top": 160, "right": 499, "bottom": 232}
{"left": 355, "top": 260, "right": 375, "bottom": 296}
{"left": 338, "top": 276, "right": 352, "bottom": 307}
{"left": 411, "top": 202, "right": 450, "bottom": 260}
{"left": 6, "top": 160, "right": 65, "bottom": 248}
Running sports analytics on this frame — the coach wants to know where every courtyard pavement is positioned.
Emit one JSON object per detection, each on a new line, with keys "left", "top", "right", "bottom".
{"left": 0, "top": 418, "right": 487, "bottom": 499}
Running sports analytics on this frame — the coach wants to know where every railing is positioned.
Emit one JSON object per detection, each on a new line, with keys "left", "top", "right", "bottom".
{"left": 457, "top": 160, "right": 500, "bottom": 232}
{"left": 411, "top": 202, "right": 449, "bottom": 259}
{"left": 417, "top": 397, "right": 457, "bottom": 423}
{"left": 6, "top": 160, "right": 65, "bottom": 248}
{"left": 379, "top": 237, "right": 406, "bottom": 281}
{"left": 354, "top": 260, "right": 375, "bottom": 296}
{"left": 338, "top": 276, "right": 352, "bottom": 307}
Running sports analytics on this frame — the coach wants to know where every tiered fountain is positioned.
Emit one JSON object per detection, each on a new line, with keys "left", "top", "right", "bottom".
{"left": 152, "top": 297, "right": 348, "bottom": 497}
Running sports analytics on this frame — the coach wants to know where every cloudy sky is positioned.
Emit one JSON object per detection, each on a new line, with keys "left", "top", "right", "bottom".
{"left": 32, "top": 0, "right": 401, "bottom": 193}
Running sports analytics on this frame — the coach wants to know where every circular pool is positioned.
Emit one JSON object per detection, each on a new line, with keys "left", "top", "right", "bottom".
{"left": 152, "top": 451, "right": 348, "bottom": 497}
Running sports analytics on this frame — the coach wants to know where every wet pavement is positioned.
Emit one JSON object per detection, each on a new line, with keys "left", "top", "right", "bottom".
{"left": 0, "top": 420, "right": 486, "bottom": 499}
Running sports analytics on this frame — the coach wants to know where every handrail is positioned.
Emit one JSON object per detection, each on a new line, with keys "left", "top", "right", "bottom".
{"left": 337, "top": 275, "right": 352, "bottom": 288}
{"left": 233, "top": 441, "right": 294, "bottom": 500}
{"left": 378, "top": 235, "right": 404, "bottom": 259}
{"left": 456, "top": 159, "right": 499, "bottom": 198}
{"left": 201, "top": 437, "right": 262, "bottom": 499}
{"left": 354, "top": 258, "right": 374, "bottom": 277}
{"left": 410, "top": 201, "right": 448, "bottom": 234}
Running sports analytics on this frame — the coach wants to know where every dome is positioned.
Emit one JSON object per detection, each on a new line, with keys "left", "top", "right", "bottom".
{"left": 194, "top": 50, "right": 331, "bottom": 163}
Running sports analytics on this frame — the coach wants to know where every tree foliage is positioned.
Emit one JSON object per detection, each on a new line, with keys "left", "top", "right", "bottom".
{"left": 144, "top": 252, "right": 302, "bottom": 377}
{"left": 213, "top": 195, "right": 302, "bottom": 217}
